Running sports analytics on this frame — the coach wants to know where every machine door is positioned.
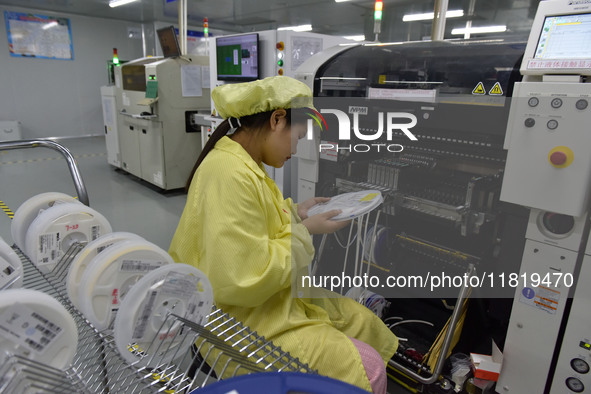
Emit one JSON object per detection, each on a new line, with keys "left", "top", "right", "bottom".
{"left": 120, "top": 116, "right": 142, "bottom": 178}
{"left": 138, "top": 120, "right": 166, "bottom": 188}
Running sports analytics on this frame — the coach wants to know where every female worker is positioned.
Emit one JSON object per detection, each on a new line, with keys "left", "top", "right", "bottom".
{"left": 169, "top": 76, "right": 397, "bottom": 393}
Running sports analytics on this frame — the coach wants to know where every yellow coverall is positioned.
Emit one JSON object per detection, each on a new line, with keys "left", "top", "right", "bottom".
{"left": 169, "top": 136, "right": 398, "bottom": 392}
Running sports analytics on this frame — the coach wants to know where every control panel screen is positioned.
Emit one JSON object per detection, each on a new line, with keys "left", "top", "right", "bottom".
{"left": 534, "top": 13, "right": 591, "bottom": 59}
{"left": 216, "top": 33, "right": 259, "bottom": 81}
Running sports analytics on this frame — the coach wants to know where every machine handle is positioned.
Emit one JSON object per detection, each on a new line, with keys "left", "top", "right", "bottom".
{"left": 0, "top": 139, "right": 90, "bottom": 206}
{"left": 388, "top": 264, "right": 474, "bottom": 385}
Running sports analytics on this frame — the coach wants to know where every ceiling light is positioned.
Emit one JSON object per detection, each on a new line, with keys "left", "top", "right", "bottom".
{"left": 335, "top": 0, "right": 352, "bottom": 2}
{"left": 278, "top": 24, "right": 312, "bottom": 32}
{"left": 403, "top": 10, "right": 464, "bottom": 22}
{"left": 109, "top": 0, "right": 140, "bottom": 8}
{"left": 451, "top": 25, "right": 507, "bottom": 35}
{"left": 343, "top": 35, "right": 366, "bottom": 41}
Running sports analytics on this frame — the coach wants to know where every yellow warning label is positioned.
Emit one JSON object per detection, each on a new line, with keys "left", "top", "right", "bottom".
{"left": 360, "top": 193, "right": 379, "bottom": 202}
{"left": 0, "top": 200, "right": 14, "bottom": 219}
{"left": 489, "top": 82, "right": 503, "bottom": 96}
{"left": 378, "top": 75, "right": 386, "bottom": 84}
{"left": 472, "top": 82, "right": 486, "bottom": 95}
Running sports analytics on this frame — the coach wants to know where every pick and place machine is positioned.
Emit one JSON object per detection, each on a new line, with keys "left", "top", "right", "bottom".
{"left": 295, "top": 36, "right": 529, "bottom": 391}
{"left": 106, "top": 26, "right": 211, "bottom": 191}
{"left": 294, "top": 0, "right": 591, "bottom": 392}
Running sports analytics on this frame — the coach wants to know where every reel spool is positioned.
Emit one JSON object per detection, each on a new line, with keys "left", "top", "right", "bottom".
{"left": 11, "top": 192, "right": 81, "bottom": 251}
{"left": 24, "top": 202, "right": 112, "bottom": 274}
{"left": 77, "top": 239, "right": 175, "bottom": 331}
{"left": 0, "top": 289, "right": 78, "bottom": 370}
{"left": 307, "top": 190, "right": 383, "bottom": 221}
{"left": 114, "top": 263, "right": 213, "bottom": 367}
{"left": 0, "top": 236, "right": 23, "bottom": 289}
{"left": 363, "top": 224, "right": 391, "bottom": 268}
{"left": 66, "top": 232, "right": 144, "bottom": 309}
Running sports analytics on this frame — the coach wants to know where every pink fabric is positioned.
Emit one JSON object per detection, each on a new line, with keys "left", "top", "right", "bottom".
{"left": 349, "top": 337, "right": 387, "bottom": 394}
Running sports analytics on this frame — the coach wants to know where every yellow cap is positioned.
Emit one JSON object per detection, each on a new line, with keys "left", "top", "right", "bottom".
{"left": 212, "top": 76, "right": 313, "bottom": 119}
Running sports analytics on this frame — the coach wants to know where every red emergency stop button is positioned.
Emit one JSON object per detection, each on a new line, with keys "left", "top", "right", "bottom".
{"left": 550, "top": 151, "right": 567, "bottom": 165}
{"left": 548, "top": 146, "right": 574, "bottom": 168}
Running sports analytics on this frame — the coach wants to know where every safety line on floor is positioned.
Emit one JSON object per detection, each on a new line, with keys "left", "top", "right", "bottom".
{"left": 0, "top": 152, "right": 106, "bottom": 165}
{"left": 0, "top": 200, "right": 14, "bottom": 219}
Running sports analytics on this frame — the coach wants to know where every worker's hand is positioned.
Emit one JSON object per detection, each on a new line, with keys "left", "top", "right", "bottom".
{"left": 302, "top": 210, "right": 351, "bottom": 234}
{"left": 297, "top": 197, "right": 331, "bottom": 220}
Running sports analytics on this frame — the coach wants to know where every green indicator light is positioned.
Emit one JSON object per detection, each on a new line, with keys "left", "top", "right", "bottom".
{"left": 375, "top": 10, "right": 382, "bottom": 20}
{"left": 277, "top": 59, "right": 284, "bottom": 67}
{"left": 204, "top": 27, "right": 208, "bottom": 35}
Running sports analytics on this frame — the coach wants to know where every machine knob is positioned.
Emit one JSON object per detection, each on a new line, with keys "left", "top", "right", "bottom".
{"left": 566, "top": 377, "right": 584, "bottom": 393}
{"left": 576, "top": 99, "right": 588, "bottom": 110}
{"left": 528, "top": 97, "right": 539, "bottom": 107}
{"left": 571, "top": 358, "right": 590, "bottom": 374}
{"left": 547, "top": 119, "right": 559, "bottom": 130}
{"left": 550, "top": 151, "right": 568, "bottom": 166}
{"left": 551, "top": 98, "right": 563, "bottom": 108}
{"left": 525, "top": 118, "right": 536, "bottom": 127}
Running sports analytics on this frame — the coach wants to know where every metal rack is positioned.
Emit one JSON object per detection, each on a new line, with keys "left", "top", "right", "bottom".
{"left": 0, "top": 140, "right": 314, "bottom": 393}
{"left": 1, "top": 243, "right": 314, "bottom": 393}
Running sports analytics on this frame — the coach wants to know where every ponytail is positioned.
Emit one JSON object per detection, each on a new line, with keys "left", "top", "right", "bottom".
{"left": 185, "top": 119, "right": 231, "bottom": 191}
{"left": 185, "top": 108, "right": 295, "bottom": 192}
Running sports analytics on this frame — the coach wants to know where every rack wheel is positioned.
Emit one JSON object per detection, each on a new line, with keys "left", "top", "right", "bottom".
{"left": 78, "top": 239, "right": 174, "bottom": 331}
{"left": 24, "top": 202, "right": 112, "bottom": 274}
{"left": 0, "top": 289, "right": 78, "bottom": 370}
{"left": 114, "top": 263, "right": 213, "bottom": 367}
{"left": 66, "top": 232, "right": 144, "bottom": 309}
{"left": 11, "top": 192, "right": 82, "bottom": 251}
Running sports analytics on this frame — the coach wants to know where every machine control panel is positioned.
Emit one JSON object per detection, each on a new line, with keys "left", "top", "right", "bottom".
{"left": 549, "top": 253, "right": 591, "bottom": 393}
{"left": 500, "top": 81, "right": 591, "bottom": 216}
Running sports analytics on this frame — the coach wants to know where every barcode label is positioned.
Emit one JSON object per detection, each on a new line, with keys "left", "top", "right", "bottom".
{"left": 96, "top": 242, "right": 115, "bottom": 254}
{"left": 91, "top": 225, "right": 101, "bottom": 241}
{"left": 0, "top": 304, "right": 64, "bottom": 354}
{"left": 37, "top": 233, "right": 61, "bottom": 266}
{"left": 132, "top": 290, "right": 158, "bottom": 339}
{"left": 120, "top": 260, "right": 165, "bottom": 272}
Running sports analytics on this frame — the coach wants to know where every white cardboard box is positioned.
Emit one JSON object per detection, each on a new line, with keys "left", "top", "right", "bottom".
{"left": 470, "top": 340, "right": 503, "bottom": 382}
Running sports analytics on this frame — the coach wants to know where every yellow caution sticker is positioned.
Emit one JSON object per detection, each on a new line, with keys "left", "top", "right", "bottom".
{"left": 360, "top": 193, "right": 379, "bottom": 202}
{"left": 472, "top": 82, "right": 486, "bottom": 95}
{"left": 0, "top": 200, "right": 14, "bottom": 219}
{"left": 378, "top": 75, "right": 386, "bottom": 84}
{"left": 489, "top": 82, "right": 503, "bottom": 96}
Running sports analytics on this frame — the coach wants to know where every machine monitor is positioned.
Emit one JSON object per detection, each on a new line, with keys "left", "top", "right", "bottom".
{"left": 521, "top": 0, "right": 591, "bottom": 75}
{"left": 157, "top": 26, "right": 182, "bottom": 58}
{"left": 216, "top": 33, "right": 259, "bottom": 81}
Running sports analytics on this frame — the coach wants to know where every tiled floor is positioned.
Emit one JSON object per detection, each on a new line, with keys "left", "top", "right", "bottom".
{"left": 0, "top": 136, "right": 187, "bottom": 251}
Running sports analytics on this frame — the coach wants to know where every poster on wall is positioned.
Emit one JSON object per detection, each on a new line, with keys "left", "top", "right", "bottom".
{"left": 4, "top": 11, "right": 74, "bottom": 60}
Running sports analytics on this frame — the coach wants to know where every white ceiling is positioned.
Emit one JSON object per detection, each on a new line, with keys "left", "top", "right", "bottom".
{"left": 0, "top": 0, "right": 538, "bottom": 40}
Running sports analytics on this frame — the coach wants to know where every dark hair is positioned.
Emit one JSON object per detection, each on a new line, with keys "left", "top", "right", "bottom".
{"left": 185, "top": 109, "right": 295, "bottom": 191}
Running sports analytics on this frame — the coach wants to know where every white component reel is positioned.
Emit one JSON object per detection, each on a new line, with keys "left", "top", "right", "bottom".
{"left": 24, "top": 202, "right": 112, "bottom": 274}
{"left": 0, "top": 236, "right": 23, "bottom": 289}
{"left": 114, "top": 263, "right": 213, "bottom": 367}
{"left": 11, "top": 192, "right": 82, "bottom": 251}
{"left": 307, "top": 190, "right": 384, "bottom": 221}
{"left": 0, "top": 289, "right": 78, "bottom": 370}
{"left": 78, "top": 239, "right": 175, "bottom": 331}
{"left": 66, "top": 232, "right": 144, "bottom": 309}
